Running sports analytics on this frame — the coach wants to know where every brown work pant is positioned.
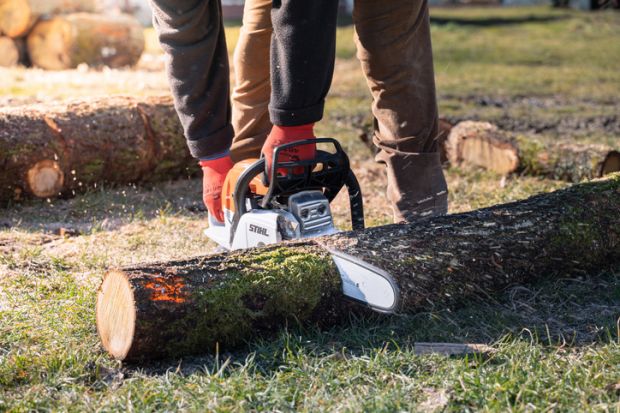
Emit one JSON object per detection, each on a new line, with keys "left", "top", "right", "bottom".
{"left": 230, "top": 0, "right": 448, "bottom": 222}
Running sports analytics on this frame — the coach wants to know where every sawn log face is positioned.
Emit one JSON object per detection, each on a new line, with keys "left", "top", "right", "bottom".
{"left": 97, "top": 175, "right": 620, "bottom": 361}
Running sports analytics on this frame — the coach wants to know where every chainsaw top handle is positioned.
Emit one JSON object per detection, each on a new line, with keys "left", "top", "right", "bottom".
{"left": 232, "top": 137, "right": 365, "bottom": 234}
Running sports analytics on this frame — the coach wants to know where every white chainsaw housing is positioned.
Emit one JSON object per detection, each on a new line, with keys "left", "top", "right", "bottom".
{"left": 206, "top": 210, "right": 282, "bottom": 250}
{"left": 205, "top": 190, "right": 338, "bottom": 251}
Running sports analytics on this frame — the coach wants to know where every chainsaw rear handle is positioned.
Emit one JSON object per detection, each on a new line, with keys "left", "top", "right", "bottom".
{"left": 265, "top": 137, "right": 348, "bottom": 188}
{"left": 263, "top": 138, "right": 352, "bottom": 206}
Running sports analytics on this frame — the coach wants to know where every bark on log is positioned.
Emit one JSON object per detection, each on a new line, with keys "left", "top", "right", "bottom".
{"left": 27, "top": 13, "right": 144, "bottom": 69}
{"left": 97, "top": 174, "right": 620, "bottom": 361}
{"left": 0, "top": 36, "right": 22, "bottom": 66}
{"left": 0, "top": 0, "right": 97, "bottom": 38}
{"left": 446, "top": 121, "right": 620, "bottom": 182}
{"left": 0, "top": 95, "right": 193, "bottom": 204}
{"left": 519, "top": 141, "right": 620, "bottom": 183}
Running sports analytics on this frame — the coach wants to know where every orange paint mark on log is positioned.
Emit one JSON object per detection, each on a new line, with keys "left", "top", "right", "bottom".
{"left": 145, "top": 276, "right": 187, "bottom": 303}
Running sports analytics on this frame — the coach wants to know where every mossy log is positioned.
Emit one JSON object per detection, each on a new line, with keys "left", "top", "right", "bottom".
{"left": 0, "top": 95, "right": 193, "bottom": 204}
{"left": 0, "top": 0, "right": 97, "bottom": 38}
{"left": 97, "top": 174, "right": 620, "bottom": 361}
{"left": 0, "top": 36, "right": 25, "bottom": 66}
{"left": 27, "top": 13, "right": 144, "bottom": 69}
{"left": 518, "top": 140, "right": 620, "bottom": 183}
{"left": 446, "top": 121, "right": 620, "bottom": 181}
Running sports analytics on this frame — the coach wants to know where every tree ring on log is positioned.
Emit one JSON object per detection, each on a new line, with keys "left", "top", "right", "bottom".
{"left": 602, "top": 151, "right": 620, "bottom": 176}
{"left": 96, "top": 270, "right": 136, "bottom": 360}
{"left": 26, "top": 160, "right": 64, "bottom": 197}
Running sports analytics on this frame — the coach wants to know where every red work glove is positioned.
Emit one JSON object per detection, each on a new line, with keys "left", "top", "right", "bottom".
{"left": 199, "top": 154, "right": 234, "bottom": 223}
{"left": 262, "top": 124, "right": 316, "bottom": 177}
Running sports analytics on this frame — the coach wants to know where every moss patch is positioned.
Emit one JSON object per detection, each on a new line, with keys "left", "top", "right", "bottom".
{"left": 160, "top": 246, "right": 341, "bottom": 356}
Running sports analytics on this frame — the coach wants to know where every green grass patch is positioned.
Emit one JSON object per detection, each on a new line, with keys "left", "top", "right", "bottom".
{"left": 2, "top": 6, "right": 620, "bottom": 411}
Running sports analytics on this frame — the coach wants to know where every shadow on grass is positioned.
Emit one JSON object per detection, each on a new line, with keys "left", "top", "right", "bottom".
{"left": 0, "top": 177, "right": 206, "bottom": 235}
{"left": 126, "top": 268, "right": 620, "bottom": 377}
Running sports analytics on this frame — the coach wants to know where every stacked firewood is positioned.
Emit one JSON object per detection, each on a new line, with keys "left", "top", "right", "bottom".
{"left": 0, "top": 0, "right": 144, "bottom": 69}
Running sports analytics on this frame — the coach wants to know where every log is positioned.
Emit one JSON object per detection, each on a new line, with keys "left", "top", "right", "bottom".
{"left": 0, "top": 95, "right": 193, "bottom": 204}
{"left": 0, "top": 36, "right": 21, "bottom": 66}
{"left": 0, "top": 0, "right": 97, "bottom": 38}
{"left": 27, "top": 13, "right": 144, "bottom": 70}
{"left": 96, "top": 174, "right": 620, "bottom": 361}
{"left": 519, "top": 140, "right": 620, "bottom": 183}
{"left": 446, "top": 121, "right": 620, "bottom": 182}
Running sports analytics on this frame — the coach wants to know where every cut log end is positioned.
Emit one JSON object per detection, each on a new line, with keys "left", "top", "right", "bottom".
{"left": 0, "top": 36, "right": 20, "bottom": 67}
{"left": 460, "top": 136, "right": 520, "bottom": 175}
{"left": 446, "top": 121, "right": 520, "bottom": 175}
{"left": 27, "top": 19, "right": 71, "bottom": 70}
{"left": 96, "top": 270, "right": 136, "bottom": 360}
{"left": 26, "top": 160, "right": 64, "bottom": 197}
{"left": 602, "top": 151, "right": 620, "bottom": 176}
{"left": 0, "top": 0, "right": 31, "bottom": 38}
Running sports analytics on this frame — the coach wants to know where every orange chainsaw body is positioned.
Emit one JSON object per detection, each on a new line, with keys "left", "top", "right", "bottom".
{"left": 221, "top": 158, "right": 269, "bottom": 214}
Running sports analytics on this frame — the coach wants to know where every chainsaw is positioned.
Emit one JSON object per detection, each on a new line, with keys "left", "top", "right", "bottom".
{"left": 205, "top": 138, "right": 399, "bottom": 313}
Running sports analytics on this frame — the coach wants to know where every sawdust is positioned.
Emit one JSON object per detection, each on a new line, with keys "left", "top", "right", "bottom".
{"left": 419, "top": 388, "right": 449, "bottom": 412}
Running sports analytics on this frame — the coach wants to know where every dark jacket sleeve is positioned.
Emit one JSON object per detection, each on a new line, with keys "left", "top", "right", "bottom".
{"left": 150, "top": 0, "right": 233, "bottom": 158}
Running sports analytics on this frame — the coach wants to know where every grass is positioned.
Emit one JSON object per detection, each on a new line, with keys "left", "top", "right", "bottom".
{"left": 1, "top": 5, "right": 620, "bottom": 412}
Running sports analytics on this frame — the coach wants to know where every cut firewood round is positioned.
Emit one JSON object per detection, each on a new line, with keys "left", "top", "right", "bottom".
{"left": 26, "top": 159, "right": 64, "bottom": 198}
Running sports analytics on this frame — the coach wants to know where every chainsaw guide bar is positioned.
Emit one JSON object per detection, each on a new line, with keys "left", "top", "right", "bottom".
{"left": 327, "top": 248, "right": 399, "bottom": 314}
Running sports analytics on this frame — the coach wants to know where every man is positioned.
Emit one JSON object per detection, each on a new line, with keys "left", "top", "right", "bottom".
{"left": 150, "top": 0, "right": 448, "bottom": 224}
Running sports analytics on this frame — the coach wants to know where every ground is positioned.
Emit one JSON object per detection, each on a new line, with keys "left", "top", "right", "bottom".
{"left": 1, "top": 6, "right": 619, "bottom": 412}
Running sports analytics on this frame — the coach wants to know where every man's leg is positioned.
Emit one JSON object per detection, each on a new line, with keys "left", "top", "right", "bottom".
{"left": 261, "top": 0, "right": 340, "bottom": 173}
{"left": 268, "top": 0, "right": 339, "bottom": 126}
{"left": 353, "top": 0, "right": 448, "bottom": 222}
{"left": 259, "top": 0, "right": 340, "bottom": 174}
{"left": 230, "top": 0, "right": 273, "bottom": 162}
{"left": 149, "top": 0, "right": 233, "bottom": 159}
{"left": 150, "top": 0, "right": 235, "bottom": 221}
